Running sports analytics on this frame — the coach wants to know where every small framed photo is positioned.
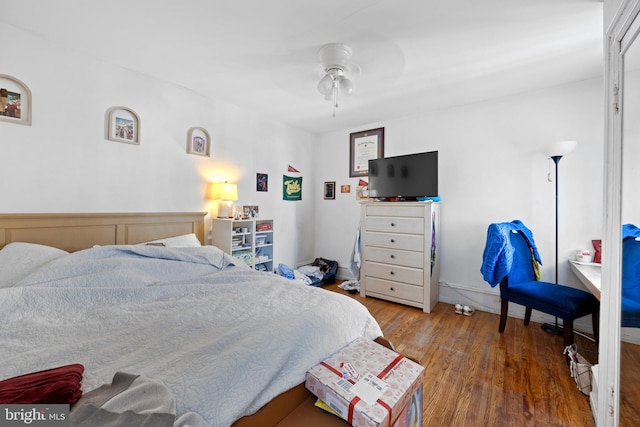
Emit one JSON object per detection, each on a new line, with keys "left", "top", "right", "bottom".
{"left": 0, "top": 74, "right": 32, "bottom": 126}
{"left": 256, "top": 173, "right": 268, "bottom": 192}
{"left": 340, "top": 185, "right": 351, "bottom": 193}
{"left": 349, "top": 127, "right": 384, "bottom": 177}
{"left": 187, "top": 127, "right": 211, "bottom": 156}
{"left": 356, "top": 185, "right": 369, "bottom": 200}
{"left": 324, "top": 181, "right": 336, "bottom": 200}
{"left": 243, "top": 205, "right": 259, "bottom": 218}
{"left": 107, "top": 106, "right": 140, "bottom": 144}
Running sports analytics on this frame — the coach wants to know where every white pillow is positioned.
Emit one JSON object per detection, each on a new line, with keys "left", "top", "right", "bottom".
{"left": 142, "top": 233, "right": 202, "bottom": 248}
{"left": 0, "top": 242, "right": 69, "bottom": 288}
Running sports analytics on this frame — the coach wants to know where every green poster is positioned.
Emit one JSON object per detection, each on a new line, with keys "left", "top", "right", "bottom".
{"left": 283, "top": 175, "right": 302, "bottom": 201}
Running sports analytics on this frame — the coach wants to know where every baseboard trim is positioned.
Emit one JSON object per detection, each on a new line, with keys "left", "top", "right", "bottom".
{"left": 322, "top": 271, "right": 634, "bottom": 343}
{"left": 439, "top": 280, "right": 598, "bottom": 336}
{"left": 336, "top": 266, "right": 356, "bottom": 281}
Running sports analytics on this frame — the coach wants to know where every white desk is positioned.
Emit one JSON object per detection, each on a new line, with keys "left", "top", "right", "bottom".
{"left": 569, "top": 260, "right": 601, "bottom": 300}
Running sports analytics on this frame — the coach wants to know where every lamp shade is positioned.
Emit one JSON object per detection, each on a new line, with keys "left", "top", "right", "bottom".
{"left": 340, "top": 77, "right": 354, "bottom": 95}
{"left": 317, "top": 74, "right": 333, "bottom": 96}
{"left": 210, "top": 182, "right": 238, "bottom": 201}
{"left": 545, "top": 140, "right": 577, "bottom": 157}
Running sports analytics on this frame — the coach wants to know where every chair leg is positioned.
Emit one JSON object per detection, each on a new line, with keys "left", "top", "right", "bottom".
{"left": 499, "top": 299, "right": 508, "bottom": 333}
{"left": 563, "top": 320, "right": 574, "bottom": 347}
{"left": 523, "top": 307, "right": 532, "bottom": 326}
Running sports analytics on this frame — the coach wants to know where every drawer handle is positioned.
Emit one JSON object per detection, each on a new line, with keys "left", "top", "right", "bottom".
{"left": 390, "top": 222, "right": 396, "bottom": 227}
{"left": 390, "top": 254, "right": 395, "bottom": 259}
{"left": 390, "top": 287, "right": 395, "bottom": 291}
{"left": 390, "top": 271, "right": 395, "bottom": 275}
{"left": 390, "top": 239, "right": 395, "bottom": 243}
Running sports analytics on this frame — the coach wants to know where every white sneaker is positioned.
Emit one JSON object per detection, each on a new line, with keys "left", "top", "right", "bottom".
{"left": 463, "top": 305, "right": 474, "bottom": 316}
{"left": 454, "top": 303, "right": 463, "bottom": 314}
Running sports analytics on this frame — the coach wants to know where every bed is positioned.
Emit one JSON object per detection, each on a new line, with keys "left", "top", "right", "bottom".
{"left": 0, "top": 213, "right": 383, "bottom": 426}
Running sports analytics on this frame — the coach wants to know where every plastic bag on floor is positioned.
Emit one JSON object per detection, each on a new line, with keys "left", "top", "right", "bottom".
{"left": 339, "top": 280, "right": 360, "bottom": 294}
{"left": 564, "top": 344, "right": 592, "bottom": 395}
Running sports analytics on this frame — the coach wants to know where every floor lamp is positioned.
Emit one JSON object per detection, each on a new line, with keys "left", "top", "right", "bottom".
{"left": 541, "top": 140, "right": 577, "bottom": 336}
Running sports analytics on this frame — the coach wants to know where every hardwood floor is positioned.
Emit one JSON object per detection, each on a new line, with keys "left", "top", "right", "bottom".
{"left": 621, "top": 340, "right": 640, "bottom": 426}
{"left": 325, "top": 283, "right": 602, "bottom": 426}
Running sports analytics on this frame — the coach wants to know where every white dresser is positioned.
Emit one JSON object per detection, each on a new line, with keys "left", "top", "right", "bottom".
{"left": 360, "top": 201, "right": 440, "bottom": 313}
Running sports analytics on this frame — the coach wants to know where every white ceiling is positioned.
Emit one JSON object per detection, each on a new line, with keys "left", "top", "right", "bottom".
{"left": 4, "top": 0, "right": 604, "bottom": 134}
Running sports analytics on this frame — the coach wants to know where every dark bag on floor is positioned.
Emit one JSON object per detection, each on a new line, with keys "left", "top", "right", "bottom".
{"left": 312, "top": 257, "right": 338, "bottom": 284}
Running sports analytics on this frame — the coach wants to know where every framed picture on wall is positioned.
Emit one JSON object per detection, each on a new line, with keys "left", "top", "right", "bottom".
{"left": 256, "top": 173, "right": 268, "bottom": 192}
{"left": 107, "top": 106, "right": 140, "bottom": 145}
{"left": 324, "top": 181, "right": 336, "bottom": 200}
{"left": 0, "top": 74, "right": 32, "bottom": 126}
{"left": 349, "top": 127, "right": 384, "bottom": 177}
{"left": 186, "top": 127, "right": 211, "bottom": 156}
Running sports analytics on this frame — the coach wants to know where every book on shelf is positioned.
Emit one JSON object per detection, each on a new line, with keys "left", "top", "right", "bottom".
{"left": 233, "top": 250, "right": 253, "bottom": 266}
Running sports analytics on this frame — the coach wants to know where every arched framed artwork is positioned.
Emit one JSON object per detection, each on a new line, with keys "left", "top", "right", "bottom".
{"left": 106, "top": 106, "right": 140, "bottom": 145}
{"left": 186, "top": 127, "right": 211, "bottom": 156}
{"left": 0, "top": 74, "right": 32, "bottom": 126}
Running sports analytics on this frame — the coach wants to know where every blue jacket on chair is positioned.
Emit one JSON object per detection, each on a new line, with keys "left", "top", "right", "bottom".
{"left": 480, "top": 220, "right": 542, "bottom": 287}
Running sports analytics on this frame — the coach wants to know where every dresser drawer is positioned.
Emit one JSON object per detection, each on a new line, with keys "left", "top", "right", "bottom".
{"left": 365, "top": 204, "right": 426, "bottom": 218}
{"left": 365, "top": 277, "right": 423, "bottom": 304}
{"left": 363, "top": 231, "right": 424, "bottom": 251}
{"left": 364, "top": 216, "right": 424, "bottom": 234}
{"left": 364, "top": 261, "right": 423, "bottom": 286}
{"left": 363, "top": 246, "right": 424, "bottom": 269}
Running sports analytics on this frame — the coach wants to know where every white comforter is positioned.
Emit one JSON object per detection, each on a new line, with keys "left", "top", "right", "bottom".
{"left": 0, "top": 245, "right": 382, "bottom": 426}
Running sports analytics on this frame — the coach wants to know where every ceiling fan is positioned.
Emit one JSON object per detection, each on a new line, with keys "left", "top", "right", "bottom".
{"left": 316, "top": 42, "right": 360, "bottom": 117}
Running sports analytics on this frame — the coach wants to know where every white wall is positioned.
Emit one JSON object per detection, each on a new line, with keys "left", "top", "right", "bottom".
{"left": 605, "top": 0, "right": 626, "bottom": 31}
{"left": 315, "top": 77, "right": 604, "bottom": 327}
{"left": 622, "top": 70, "right": 640, "bottom": 226}
{"left": 2, "top": 21, "right": 606, "bottom": 329}
{"left": 0, "top": 23, "right": 317, "bottom": 268}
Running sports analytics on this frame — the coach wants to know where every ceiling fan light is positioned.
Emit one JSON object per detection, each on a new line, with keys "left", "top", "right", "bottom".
{"left": 340, "top": 78, "right": 354, "bottom": 96}
{"left": 317, "top": 43, "right": 358, "bottom": 116}
{"left": 318, "top": 43, "right": 353, "bottom": 68}
{"left": 317, "top": 74, "right": 333, "bottom": 95}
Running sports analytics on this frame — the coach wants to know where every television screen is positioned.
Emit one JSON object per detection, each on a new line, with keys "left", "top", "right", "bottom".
{"left": 368, "top": 151, "right": 438, "bottom": 200}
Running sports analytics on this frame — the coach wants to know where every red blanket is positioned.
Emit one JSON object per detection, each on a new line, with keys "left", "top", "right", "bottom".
{"left": 0, "top": 364, "right": 84, "bottom": 404}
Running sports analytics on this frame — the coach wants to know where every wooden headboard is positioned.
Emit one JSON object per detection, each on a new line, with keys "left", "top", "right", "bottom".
{"left": 0, "top": 212, "right": 206, "bottom": 252}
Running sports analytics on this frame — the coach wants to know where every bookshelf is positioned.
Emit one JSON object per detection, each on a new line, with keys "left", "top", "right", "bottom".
{"left": 211, "top": 218, "right": 274, "bottom": 272}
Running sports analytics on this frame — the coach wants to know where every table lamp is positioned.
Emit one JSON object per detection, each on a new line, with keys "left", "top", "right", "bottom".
{"left": 211, "top": 182, "right": 238, "bottom": 218}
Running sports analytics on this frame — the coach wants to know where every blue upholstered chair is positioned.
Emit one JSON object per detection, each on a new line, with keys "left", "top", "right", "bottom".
{"left": 622, "top": 226, "right": 640, "bottom": 327}
{"left": 481, "top": 221, "right": 599, "bottom": 347}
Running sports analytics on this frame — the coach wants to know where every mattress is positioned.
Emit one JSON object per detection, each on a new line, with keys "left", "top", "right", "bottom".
{"left": 0, "top": 244, "right": 383, "bottom": 426}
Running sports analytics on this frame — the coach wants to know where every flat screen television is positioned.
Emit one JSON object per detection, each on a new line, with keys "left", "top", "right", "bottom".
{"left": 368, "top": 151, "right": 438, "bottom": 200}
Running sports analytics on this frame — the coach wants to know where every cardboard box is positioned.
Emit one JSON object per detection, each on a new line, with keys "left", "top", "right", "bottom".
{"left": 305, "top": 337, "right": 424, "bottom": 427}
{"left": 275, "top": 388, "right": 422, "bottom": 427}
{"left": 391, "top": 386, "right": 422, "bottom": 427}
